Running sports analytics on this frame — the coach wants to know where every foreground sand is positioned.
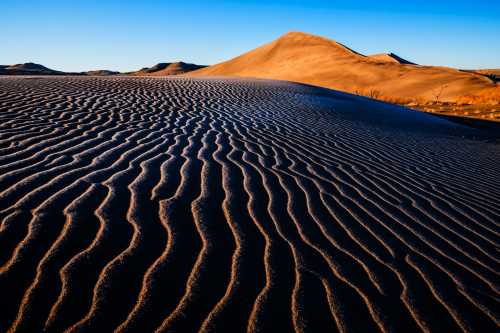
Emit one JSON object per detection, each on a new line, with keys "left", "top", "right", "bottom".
{"left": 0, "top": 77, "right": 499, "bottom": 333}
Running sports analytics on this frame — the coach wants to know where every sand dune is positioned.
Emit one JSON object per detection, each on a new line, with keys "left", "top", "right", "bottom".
{"left": 0, "top": 76, "right": 499, "bottom": 332}
{"left": 188, "top": 32, "right": 495, "bottom": 102}
{"left": 84, "top": 70, "right": 120, "bottom": 76}
{"left": 465, "top": 69, "right": 500, "bottom": 83}
{"left": 473, "top": 69, "right": 500, "bottom": 76}
{"left": 130, "top": 62, "right": 207, "bottom": 76}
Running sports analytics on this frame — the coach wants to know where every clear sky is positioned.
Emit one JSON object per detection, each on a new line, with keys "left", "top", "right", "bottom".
{"left": 2, "top": 0, "right": 499, "bottom": 72}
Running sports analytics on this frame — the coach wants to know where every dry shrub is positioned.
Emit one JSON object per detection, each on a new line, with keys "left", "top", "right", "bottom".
{"left": 378, "top": 96, "right": 414, "bottom": 105}
{"left": 354, "top": 89, "right": 415, "bottom": 105}
{"left": 457, "top": 86, "right": 500, "bottom": 105}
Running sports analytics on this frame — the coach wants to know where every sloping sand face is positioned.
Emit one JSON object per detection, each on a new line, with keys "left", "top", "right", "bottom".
{"left": 188, "top": 32, "right": 495, "bottom": 103}
{"left": 0, "top": 76, "right": 498, "bottom": 333}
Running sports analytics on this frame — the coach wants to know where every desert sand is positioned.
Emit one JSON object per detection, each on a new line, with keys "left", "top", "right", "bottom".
{"left": 188, "top": 32, "right": 495, "bottom": 103}
{"left": 0, "top": 76, "right": 498, "bottom": 332}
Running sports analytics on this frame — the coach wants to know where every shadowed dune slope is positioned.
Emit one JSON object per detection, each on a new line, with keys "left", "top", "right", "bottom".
{"left": 474, "top": 69, "right": 500, "bottom": 76}
{"left": 188, "top": 32, "right": 494, "bottom": 102}
{"left": 368, "top": 53, "right": 417, "bottom": 65}
{"left": 464, "top": 69, "right": 500, "bottom": 83}
{"left": 0, "top": 76, "right": 499, "bottom": 333}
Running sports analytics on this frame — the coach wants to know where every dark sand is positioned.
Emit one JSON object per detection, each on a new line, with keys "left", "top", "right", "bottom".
{"left": 0, "top": 76, "right": 499, "bottom": 333}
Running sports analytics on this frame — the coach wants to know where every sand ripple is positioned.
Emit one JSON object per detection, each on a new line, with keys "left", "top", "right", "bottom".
{"left": 0, "top": 76, "right": 498, "bottom": 332}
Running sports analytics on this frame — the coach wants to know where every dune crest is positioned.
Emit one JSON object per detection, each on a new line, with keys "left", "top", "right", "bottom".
{"left": 368, "top": 53, "right": 417, "bottom": 65}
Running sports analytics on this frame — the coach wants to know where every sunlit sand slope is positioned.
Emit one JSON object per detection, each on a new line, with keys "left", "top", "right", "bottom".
{"left": 188, "top": 32, "right": 494, "bottom": 102}
{"left": 0, "top": 77, "right": 499, "bottom": 333}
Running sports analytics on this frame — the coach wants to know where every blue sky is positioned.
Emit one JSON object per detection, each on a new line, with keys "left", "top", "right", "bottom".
{"left": 1, "top": 0, "right": 499, "bottom": 71}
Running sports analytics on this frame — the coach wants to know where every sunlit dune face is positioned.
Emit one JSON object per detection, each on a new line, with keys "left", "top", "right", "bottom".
{"left": 187, "top": 32, "right": 499, "bottom": 119}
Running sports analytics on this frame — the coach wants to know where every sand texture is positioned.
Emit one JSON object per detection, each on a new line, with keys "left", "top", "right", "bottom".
{"left": 0, "top": 76, "right": 499, "bottom": 333}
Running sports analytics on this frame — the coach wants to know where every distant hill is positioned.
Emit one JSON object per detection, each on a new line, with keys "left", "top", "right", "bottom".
{"left": 188, "top": 31, "right": 494, "bottom": 102}
{"left": 129, "top": 62, "right": 206, "bottom": 76}
{"left": 84, "top": 70, "right": 120, "bottom": 76}
{"left": 0, "top": 63, "right": 122, "bottom": 76}
{"left": 7, "top": 63, "right": 54, "bottom": 71}
{"left": 462, "top": 69, "right": 500, "bottom": 83}
{"left": 0, "top": 62, "right": 69, "bottom": 75}
{"left": 471, "top": 69, "right": 500, "bottom": 76}
{"left": 0, "top": 61, "right": 205, "bottom": 77}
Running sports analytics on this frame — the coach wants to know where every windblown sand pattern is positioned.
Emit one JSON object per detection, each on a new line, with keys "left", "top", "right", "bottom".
{"left": 0, "top": 76, "right": 499, "bottom": 333}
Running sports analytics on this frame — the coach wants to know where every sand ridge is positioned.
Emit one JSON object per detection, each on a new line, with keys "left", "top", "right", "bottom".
{"left": 368, "top": 53, "right": 417, "bottom": 65}
{"left": 0, "top": 76, "right": 499, "bottom": 332}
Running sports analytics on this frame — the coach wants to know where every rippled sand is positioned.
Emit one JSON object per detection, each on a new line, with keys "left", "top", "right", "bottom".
{"left": 0, "top": 76, "right": 499, "bottom": 333}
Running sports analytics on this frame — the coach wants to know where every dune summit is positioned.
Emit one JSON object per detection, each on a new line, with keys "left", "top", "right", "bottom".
{"left": 188, "top": 32, "right": 495, "bottom": 102}
{"left": 0, "top": 76, "right": 498, "bottom": 332}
